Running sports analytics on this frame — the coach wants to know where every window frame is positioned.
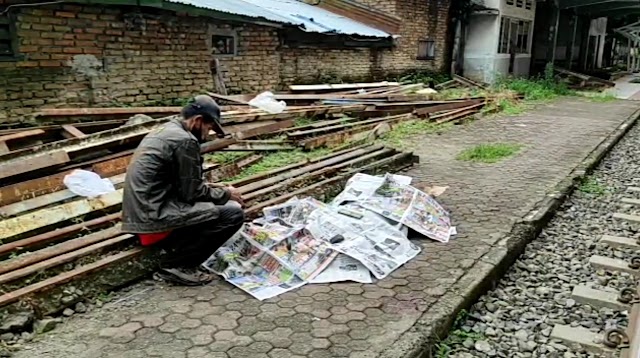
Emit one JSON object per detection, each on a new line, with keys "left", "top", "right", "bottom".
{"left": 497, "top": 17, "right": 532, "bottom": 55}
{"left": 0, "top": 12, "right": 21, "bottom": 61}
{"left": 208, "top": 29, "right": 237, "bottom": 58}
{"left": 416, "top": 39, "right": 436, "bottom": 60}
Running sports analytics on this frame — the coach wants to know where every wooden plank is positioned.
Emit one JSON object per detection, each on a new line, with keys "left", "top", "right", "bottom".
{"left": 0, "top": 173, "right": 127, "bottom": 218}
{"left": 0, "top": 150, "right": 70, "bottom": 180}
{"left": 225, "top": 144, "right": 370, "bottom": 187}
{"left": 289, "top": 82, "right": 401, "bottom": 92}
{"left": 246, "top": 152, "right": 415, "bottom": 216}
{"left": 36, "top": 107, "right": 182, "bottom": 117}
{"left": 414, "top": 99, "right": 484, "bottom": 116}
{"left": 0, "top": 233, "right": 133, "bottom": 285}
{"left": 0, "top": 129, "right": 45, "bottom": 143}
{"left": 0, "top": 248, "right": 144, "bottom": 307}
{"left": 243, "top": 148, "right": 395, "bottom": 201}
{"left": 614, "top": 212, "right": 640, "bottom": 224}
{"left": 61, "top": 125, "right": 87, "bottom": 139}
{"left": 600, "top": 234, "right": 640, "bottom": 250}
{"left": 0, "top": 153, "right": 132, "bottom": 207}
{"left": 0, "top": 120, "right": 126, "bottom": 137}
{"left": 0, "top": 189, "right": 124, "bottom": 243}
{"left": 237, "top": 146, "right": 382, "bottom": 194}
{"left": 0, "top": 225, "right": 122, "bottom": 275}
{"left": 287, "top": 114, "right": 410, "bottom": 139}
{"left": 0, "top": 213, "right": 121, "bottom": 257}
{"left": 628, "top": 187, "right": 640, "bottom": 193}
{"left": 234, "top": 119, "right": 295, "bottom": 140}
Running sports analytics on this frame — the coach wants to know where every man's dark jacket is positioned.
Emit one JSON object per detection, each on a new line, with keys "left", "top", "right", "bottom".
{"left": 121, "top": 119, "right": 230, "bottom": 233}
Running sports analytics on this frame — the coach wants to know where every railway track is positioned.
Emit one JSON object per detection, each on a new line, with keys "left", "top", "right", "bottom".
{"left": 548, "top": 186, "right": 640, "bottom": 357}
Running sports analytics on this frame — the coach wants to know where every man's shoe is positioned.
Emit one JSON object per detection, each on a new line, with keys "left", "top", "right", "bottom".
{"left": 153, "top": 267, "right": 215, "bottom": 286}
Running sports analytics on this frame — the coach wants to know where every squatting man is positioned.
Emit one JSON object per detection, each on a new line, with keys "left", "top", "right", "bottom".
{"left": 121, "top": 95, "right": 244, "bottom": 286}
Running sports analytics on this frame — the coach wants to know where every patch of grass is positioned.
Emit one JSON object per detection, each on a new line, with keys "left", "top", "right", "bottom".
{"left": 434, "top": 310, "right": 485, "bottom": 358}
{"left": 205, "top": 151, "right": 248, "bottom": 164}
{"left": 494, "top": 64, "right": 574, "bottom": 102}
{"left": 496, "top": 98, "right": 525, "bottom": 115}
{"left": 457, "top": 143, "right": 522, "bottom": 163}
{"left": 587, "top": 93, "right": 617, "bottom": 102}
{"left": 229, "top": 148, "right": 332, "bottom": 180}
{"left": 397, "top": 70, "right": 451, "bottom": 85}
{"left": 294, "top": 117, "right": 315, "bottom": 127}
{"left": 579, "top": 177, "right": 607, "bottom": 196}
{"left": 378, "top": 120, "right": 454, "bottom": 148}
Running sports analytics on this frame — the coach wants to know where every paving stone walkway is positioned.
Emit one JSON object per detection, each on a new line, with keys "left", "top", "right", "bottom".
{"left": 14, "top": 98, "right": 640, "bottom": 358}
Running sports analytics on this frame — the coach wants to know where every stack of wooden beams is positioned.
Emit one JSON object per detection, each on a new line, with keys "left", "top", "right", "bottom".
{"left": 0, "top": 80, "right": 493, "bottom": 318}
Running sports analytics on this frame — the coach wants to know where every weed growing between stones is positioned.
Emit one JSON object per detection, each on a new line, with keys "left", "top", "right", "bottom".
{"left": 434, "top": 310, "right": 486, "bottom": 358}
{"left": 578, "top": 176, "right": 608, "bottom": 196}
{"left": 226, "top": 148, "right": 332, "bottom": 181}
{"left": 377, "top": 120, "right": 454, "bottom": 149}
{"left": 456, "top": 143, "right": 523, "bottom": 163}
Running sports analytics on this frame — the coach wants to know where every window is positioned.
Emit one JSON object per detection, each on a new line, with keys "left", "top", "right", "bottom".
{"left": 498, "top": 17, "right": 532, "bottom": 54}
{"left": 525, "top": 0, "right": 533, "bottom": 10}
{"left": 506, "top": 0, "right": 532, "bottom": 9}
{"left": 0, "top": 14, "right": 16, "bottom": 58}
{"left": 210, "top": 34, "right": 236, "bottom": 56}
{"left": 417, "top": 40, "right": 436, "bottom": 60}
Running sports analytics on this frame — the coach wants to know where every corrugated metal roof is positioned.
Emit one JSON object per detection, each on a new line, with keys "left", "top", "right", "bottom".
{"left": 166, "top": 0, "right": 391, "bottom": 38}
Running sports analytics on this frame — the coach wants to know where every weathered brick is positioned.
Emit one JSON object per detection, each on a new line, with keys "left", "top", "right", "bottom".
{"left": 55, "top": 11, "right": 76, "bottom": 18}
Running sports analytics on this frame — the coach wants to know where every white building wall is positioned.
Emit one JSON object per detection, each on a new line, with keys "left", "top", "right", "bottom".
{"left": 463, "top": 0, "right": 536, "bottom": 83}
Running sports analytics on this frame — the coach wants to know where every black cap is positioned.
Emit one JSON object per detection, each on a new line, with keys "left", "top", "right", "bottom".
{"left": 183, "top": 95, "right": 221, "bottom": 122}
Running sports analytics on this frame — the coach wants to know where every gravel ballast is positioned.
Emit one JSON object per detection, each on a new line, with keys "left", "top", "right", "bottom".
{"left": 444, "top": 125, "right": 640, "bottom": 358}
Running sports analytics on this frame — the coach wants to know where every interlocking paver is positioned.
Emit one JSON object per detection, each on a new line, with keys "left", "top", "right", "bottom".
{"left": 12, "top": 98, "right": 639, "bottom": 358}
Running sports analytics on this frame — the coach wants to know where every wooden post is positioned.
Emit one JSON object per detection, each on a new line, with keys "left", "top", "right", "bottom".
{"left": 568, "top": 14, "right": 578, "bottom": 70}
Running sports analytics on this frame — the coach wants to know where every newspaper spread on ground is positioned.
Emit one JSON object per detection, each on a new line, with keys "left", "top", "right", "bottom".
{"left": 202, "top": 222, "right": 336, "bottom": 300}
{"left": 305, "top": 205, "right": 421, "bottom": 279}
{"left": 310, "top": 254, "right": 372, "bottom": 284}
{"left": 360, "top": 174, "right": 452, "bottom": 243}
{"left": 202, "top": 172, "right": 453, "bottom": 299}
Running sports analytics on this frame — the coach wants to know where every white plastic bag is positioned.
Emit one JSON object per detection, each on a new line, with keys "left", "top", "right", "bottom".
{"left": 248, "top": 91, "right": 287, "bottom": 114}
{"left": 63, "top": 169, "right": 116, "bottom": 198}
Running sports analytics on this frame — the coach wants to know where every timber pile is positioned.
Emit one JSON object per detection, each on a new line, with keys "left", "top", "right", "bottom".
{"left": 0, "top": 80, "right": 491, "bottom": 323}
{"left": 555, "top": 67, "right": 616, "bottom": 89}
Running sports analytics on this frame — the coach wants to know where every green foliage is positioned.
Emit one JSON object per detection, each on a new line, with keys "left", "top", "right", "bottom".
{"left": 587, "top": 93, "right": 617, "bottom": 102}
{"left": 229, "top": 149, "right": 332, "bottom": 180}
{"left": 397, "top": 70, "right": 451, "bottom": 85}
{"left": 294, "top": 117, "right": 315, "bottom": 127}
{"left": 378, "top": 120, "right": 454, "bottom": 149}
{"left": 205, "top": 151, "right": 248, "bottom": 164}
{"left": 579, "top": 177, "right": 608, "bottom": 196}
{"left": 457, "top": 143, "right": 522, "bottom": 163}
{"left": 495, "top": 98, "right": 525, "bottom": 115}
{"left": 493, "top": 64, "right": 574, "bottom": 101}
{"left": 434, "top": 310, "right": 485, "bottom": 358}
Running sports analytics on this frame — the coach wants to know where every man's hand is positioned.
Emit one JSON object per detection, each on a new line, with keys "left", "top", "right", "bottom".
{"left": 227, "top": 186, "right": 244, "bottom": 207}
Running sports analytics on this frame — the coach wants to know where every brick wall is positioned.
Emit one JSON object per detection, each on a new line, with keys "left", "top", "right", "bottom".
{"left": 0, "top": 0, "right": 451, "bottom": 124}
{"left": 0, "top": 4, "right": 216, "bottom": 124}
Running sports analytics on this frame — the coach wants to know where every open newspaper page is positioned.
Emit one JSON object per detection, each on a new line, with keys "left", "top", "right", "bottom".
{"left": 263, "top": 197, "right": 327, "bottom": 226}
{"left": 361, "top": 174, "right": 452, "bottom": 243}
{"left": 201, "top": 230, "right": 306, "bottom": 300}
{"left": 332, "top": 173, "right": 412, "bottom": 206}
{"left": 243, "top": 222, "right": 337, "bottom": 281}
{"left": 310, "top": 254, "right": 372, "bottom": 284}
{"left": 306, "top": 206, "right": 420, "bottom": 279}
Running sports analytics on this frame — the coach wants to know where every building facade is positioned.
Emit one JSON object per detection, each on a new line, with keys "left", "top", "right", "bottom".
{"left": 463, "top": 0, "right": 536, "bottom": 83}
{"left": 0, "top": 0, "right": 452, "bottom": 125}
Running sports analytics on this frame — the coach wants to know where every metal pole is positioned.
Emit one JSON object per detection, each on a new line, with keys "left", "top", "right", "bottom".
{"left": 550, "top": 0, "right": 561, "bottom": 66}
{"left": 568, "top": 14, "right": 578, "bottom": 70}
